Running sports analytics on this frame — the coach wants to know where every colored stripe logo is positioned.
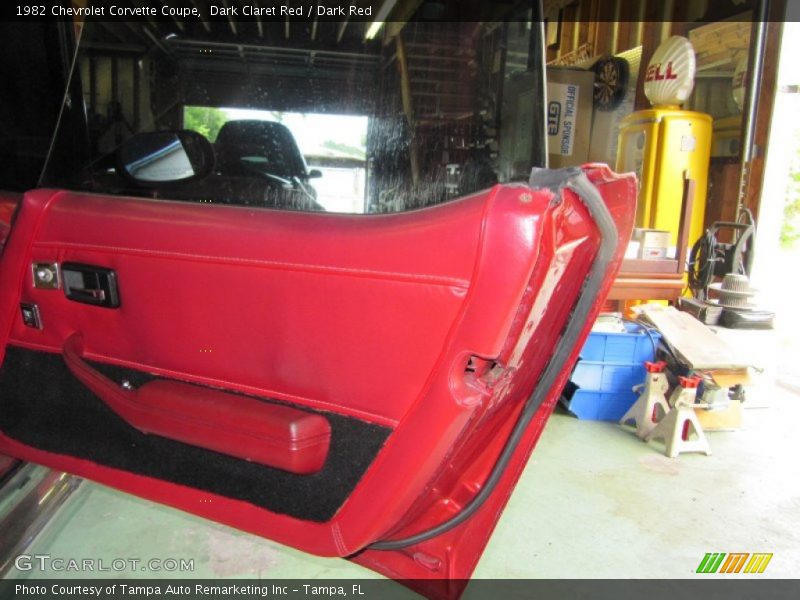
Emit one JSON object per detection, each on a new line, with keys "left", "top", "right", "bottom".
{"left": 696, "top": 553, "right": 773, "bottom": 574}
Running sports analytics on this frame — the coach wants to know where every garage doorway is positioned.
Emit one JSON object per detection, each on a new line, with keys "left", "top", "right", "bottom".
{"left": 752, "top": 20, "right": 800, "bottom": 390}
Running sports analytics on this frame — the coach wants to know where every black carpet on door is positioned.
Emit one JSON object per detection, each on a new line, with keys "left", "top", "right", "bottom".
{"left": 0, "top": 345, "right": 391, "bottom": 523}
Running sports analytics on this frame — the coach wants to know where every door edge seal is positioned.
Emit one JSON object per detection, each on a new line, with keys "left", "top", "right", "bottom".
{"left": 367, "top": 166, "right": 619, "bottom": 550}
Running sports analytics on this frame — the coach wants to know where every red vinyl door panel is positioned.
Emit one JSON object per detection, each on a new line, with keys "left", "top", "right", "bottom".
{"left": 12, "top": 190, "right": 486, "bottom": 424}
{"left": 0, "top": 164, "right": 636, "bottom": 593}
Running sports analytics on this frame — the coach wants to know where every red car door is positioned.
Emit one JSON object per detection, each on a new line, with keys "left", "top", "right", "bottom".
{"left": 0, "top": 164, "right": 634, "bottom": 594}
{"left": 0, "top": 14, "right": 636, "bottom": 600}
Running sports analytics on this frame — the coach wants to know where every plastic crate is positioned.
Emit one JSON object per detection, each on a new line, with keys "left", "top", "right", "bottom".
{"left": 563, "top": 321, "right": 661, "bottom": 421}
{"left": 571, "top": 361, "right": 646, "bottom": 391}
{"left": 564, "top": 389, "right": 639, "bottom": 421}
{"left": 579, "top": 321, "right": 659, "bottom": 363}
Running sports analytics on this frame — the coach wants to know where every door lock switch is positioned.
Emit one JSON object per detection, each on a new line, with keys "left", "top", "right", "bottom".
{"left": 20, "top": 303, "right": 42, "bottom": 329}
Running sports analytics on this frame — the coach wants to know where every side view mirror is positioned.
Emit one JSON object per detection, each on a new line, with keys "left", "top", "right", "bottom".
{"left": 307, "top": 169, "right": 323, "bottom": 179}
{"left": 116, "top": 130, "right": 214, "bottom": 186}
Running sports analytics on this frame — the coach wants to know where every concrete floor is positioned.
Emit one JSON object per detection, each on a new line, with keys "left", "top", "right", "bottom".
{"left": 8, "top": 385, "right": 800, "bottom": 584}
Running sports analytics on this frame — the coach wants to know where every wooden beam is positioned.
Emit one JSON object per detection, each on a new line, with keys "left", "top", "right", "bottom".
{"left": 253, "top": 0, "right": 264, "bottom": 37}
{"left": 633, "top": 1, "right": 663, "bottom": 110}
{"left": 632, "top": 0, "right": 648, "bottom": 47}
{"left": 670, "top": 0, "right": 692, "bottom": 37}
{"left": 592, "top": 0, "right": 614, "bottom": 57}
{"left": 395, "top": 34, "right": 420, "bottom": 186}
{"left": 160, "top": 1, "right": 184, "bottom": 32}
{"left": 83, "top": 42, "right": 147, "bottom": 53}
{"left": 133, "top": 0, "right": 164, "bottom": 37}
{"left": 657, "top": 0, "right": 674, "bottom": 43}
{"left": 142, "top": 25, "right": 170, "bottom": 55}
{"left": 572, "top": 0, "right": 582, "bottom": 50}
{"left": 97, "top": 21, "right": 129, "bottom": 44}
{"left": 586, "top": 0, "right": 598, "bottom": 49}
{"left": 190, "top": 0, "right": 211, "bottom": 33}
{"left": 614, "top": 22, "right": 630, "bottom": 55}
{"left": 221, "top": 0, "right": 238, "bottom": 35}
{"left": 337, "top": 18, "right": 350, "bottom": 43}
{"left": 610, "top": 0, "right": 622, "bottom": 53}
{"left": 558, "top": 4, "right": 576, "bottom": 60}
{"left": 381, "top": 0, "right": 424, "bottom": 45}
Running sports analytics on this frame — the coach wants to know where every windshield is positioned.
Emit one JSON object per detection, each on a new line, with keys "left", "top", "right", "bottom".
{"left": 41, "top": 8, "right": 546, "bottom": 214}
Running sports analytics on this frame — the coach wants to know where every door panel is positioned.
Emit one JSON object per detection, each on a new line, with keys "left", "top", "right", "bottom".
{"left": 0, "top": 165, "right": 636, "bottom": 583}
{"left": 11, "top": 189, "right": 486, "bottom": 425}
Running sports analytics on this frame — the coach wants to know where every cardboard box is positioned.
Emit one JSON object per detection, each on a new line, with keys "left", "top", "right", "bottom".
{"left": 635, "top": 228, "right": 671, "bottom": 259}
{"left": 546, "top": 68, "right": 595, "bottom": 168}
{"left": 695, "top": 399, "right": 743, "bottom": 431}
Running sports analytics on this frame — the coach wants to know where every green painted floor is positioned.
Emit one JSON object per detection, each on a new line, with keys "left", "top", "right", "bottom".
{"left": 8, "top": 386, "right": 800, "bottom": 583}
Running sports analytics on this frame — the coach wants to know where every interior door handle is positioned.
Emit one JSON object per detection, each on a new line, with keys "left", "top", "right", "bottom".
{"left": 67, "top": 288, "right": 106, "bottom": 302}
{"left": 62, "top": 262, "right": 119, "bottom": 308}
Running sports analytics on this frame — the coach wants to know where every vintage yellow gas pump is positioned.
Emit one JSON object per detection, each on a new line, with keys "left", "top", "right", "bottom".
{"left": 617, "top": 36, "right": 712, "bottom": 248}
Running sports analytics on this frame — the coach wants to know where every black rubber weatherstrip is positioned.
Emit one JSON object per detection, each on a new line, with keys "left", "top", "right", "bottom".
{"left": 368, "top": 167, "right": 620, "bottom": 550}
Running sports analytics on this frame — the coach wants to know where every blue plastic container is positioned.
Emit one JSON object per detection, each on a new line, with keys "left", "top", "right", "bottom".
{"left": 564, "top": 322, "right": 660, "bottom": 421}
{"left": 566, "top": 390, "right": 639, "bottom": 421}
{"left": 579, "top": 321, "right": 659, "bottom": 363}
{"left": 570, "top": 361, "right": 645, "bottom": 391}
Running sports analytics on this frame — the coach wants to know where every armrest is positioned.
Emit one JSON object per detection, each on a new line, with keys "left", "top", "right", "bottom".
{"left": 62, "top": 333, "right": 331, "bottom": 473}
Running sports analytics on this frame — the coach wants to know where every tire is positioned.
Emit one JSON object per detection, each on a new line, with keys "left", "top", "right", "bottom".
{"left": 592, "top": 57, "right": 629, "bottom": 111}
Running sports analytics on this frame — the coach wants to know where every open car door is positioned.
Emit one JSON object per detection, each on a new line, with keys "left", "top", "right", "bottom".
{"left": 0, "top": 13, "right": 636, "bottom": 600}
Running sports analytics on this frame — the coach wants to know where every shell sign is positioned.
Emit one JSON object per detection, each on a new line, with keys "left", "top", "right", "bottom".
{"left": 644, "top": 36, "right": 697, "bottom": 106}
